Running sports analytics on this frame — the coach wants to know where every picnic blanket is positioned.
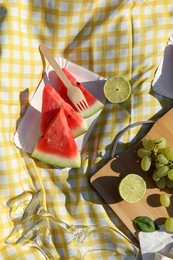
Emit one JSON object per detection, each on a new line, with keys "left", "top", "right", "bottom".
{"left": 0, "top": 1, "right": 173, "bottom": 259}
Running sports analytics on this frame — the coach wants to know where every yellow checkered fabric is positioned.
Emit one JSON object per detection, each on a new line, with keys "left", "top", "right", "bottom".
{"left": 0, "top": 0, "right": 173, "bottom": 259}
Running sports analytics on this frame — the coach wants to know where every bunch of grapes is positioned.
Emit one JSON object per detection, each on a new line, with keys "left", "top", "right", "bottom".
{"left": 137, "top": 136, "right": 173, "bottom": 189}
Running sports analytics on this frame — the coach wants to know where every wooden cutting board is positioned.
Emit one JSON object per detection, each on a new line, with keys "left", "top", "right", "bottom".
{"left": 90, "top": 108, "right": 173, "bottom": 238}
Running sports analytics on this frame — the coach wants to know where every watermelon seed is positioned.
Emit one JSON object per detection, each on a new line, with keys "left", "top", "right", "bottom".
{"left": 47, "top": 138, "right": 52, "bottom": 143}
{"left": 77, "top": 82, "right": 80, "bottom": 85}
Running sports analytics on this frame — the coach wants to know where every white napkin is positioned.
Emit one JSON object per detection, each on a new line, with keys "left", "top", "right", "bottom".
{"left": 139, "top": 225, "right": 173, "bottom": 260}
{"left": 152, "top": 34, "right": 173, "bottom": 99}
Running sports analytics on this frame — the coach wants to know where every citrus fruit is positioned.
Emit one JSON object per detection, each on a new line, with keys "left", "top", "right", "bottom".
{"left": 103, "top": 76, "right": 131, "bottom": 103}
{"left": 119, "top": 174, "right": 146, "bottom": 203}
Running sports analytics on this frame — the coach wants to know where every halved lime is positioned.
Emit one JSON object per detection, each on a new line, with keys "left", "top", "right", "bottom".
{"left": 103, "top": 76, "right": 131, "bottom": 103}
{"left": 119, "top": 174, "right": 146, "bottom": 203}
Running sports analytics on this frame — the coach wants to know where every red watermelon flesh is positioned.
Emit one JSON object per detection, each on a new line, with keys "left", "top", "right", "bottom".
{"left": 41, "top": 84, "right": 88, "bottom": 138}
{"left": 57, "top": 68, "right": 104, "bottom": 118}
{"left": 32, "top": 108, "right": 81, "bottom": 168}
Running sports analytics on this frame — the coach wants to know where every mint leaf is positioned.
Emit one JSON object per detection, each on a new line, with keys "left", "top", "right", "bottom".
{"left": 133, "top": 216, "right": 159, "bottom": 232}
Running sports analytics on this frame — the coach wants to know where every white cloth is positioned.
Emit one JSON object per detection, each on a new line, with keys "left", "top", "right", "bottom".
{"left": 139, "top": 225, "right": 173, "bottom": 260}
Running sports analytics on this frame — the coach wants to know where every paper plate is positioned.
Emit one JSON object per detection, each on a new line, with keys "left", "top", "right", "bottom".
{"left": 14, "top": 57, "right": 106, "bottom": 154}
{"left": 152, "top": 34, "right": 173, "bottom": 99}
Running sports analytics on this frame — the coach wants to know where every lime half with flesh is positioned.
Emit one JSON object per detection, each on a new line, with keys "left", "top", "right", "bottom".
{"left": 103, "top": 76, "right": 131, "bottom": 103}
{"left": 119, "top": 174, "right": 146, "bottom": 203}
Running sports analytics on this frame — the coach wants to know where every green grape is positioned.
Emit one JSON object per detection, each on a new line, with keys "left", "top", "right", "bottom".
{"left": 168, "top": 169, "right": 173, "bottom": 180}
{"left": 137, "top": 148, "right": 151, "bottom": 158}
{"left": 138, "top": 137, "right": 173, "bottom": 189}
{"left": 157, "top": 154, "right": 168, "bottom": 165}
{"left": 164, "top": 217, "right": 173, "bottom": 232}
{"left": 155, "top": 177, "right": 166, "bottom": 189}
{"left": 141, "top": 155, "right": 152, "bottom": 171}
{"left": 142, "top": 137, "right": 154, "bottom": 149}
{"left": 160, "top": 147, "right": 173, "bottom": 161}
{"left": 157, "top": 166, "right": 169, "bottom": 178}
{"left": 160, "top": 193, "right": 170, "bottom": 207}
{"left": 152, "top": 170, "right": 160, "bottom": 182}
{"left": 155, "top": 162, "right": 164, "bottom": 170}
{"left": 166, "top": 177, "right": 173, "bottom": 188}
{"left": 154, "top": 137, "right": 167, "bottom": 149}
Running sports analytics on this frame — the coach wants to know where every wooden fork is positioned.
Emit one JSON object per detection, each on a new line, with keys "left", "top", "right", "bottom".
{"left": 39, "top": 44, "right": 89, "bottom": 112}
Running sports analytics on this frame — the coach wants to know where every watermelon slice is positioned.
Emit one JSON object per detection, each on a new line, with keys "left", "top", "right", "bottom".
{"left": 41, "top": 84, "right": 88, "bottom": 138}
{"left": 32, "top": 108, "right": 81, "bottom": 168}
{"left": 57, "top": 68, "right": 104, "bottom": 118}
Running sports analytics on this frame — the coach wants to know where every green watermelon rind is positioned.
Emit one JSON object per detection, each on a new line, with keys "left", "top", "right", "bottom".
{"left": 70, "top": 117, "right": 88, "bottom": 137}
{"left": 32, "top": 148, "right": 81, "bottom": 168}
{"left": 79, "top": 99, "right": 104, "bottom": 118}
